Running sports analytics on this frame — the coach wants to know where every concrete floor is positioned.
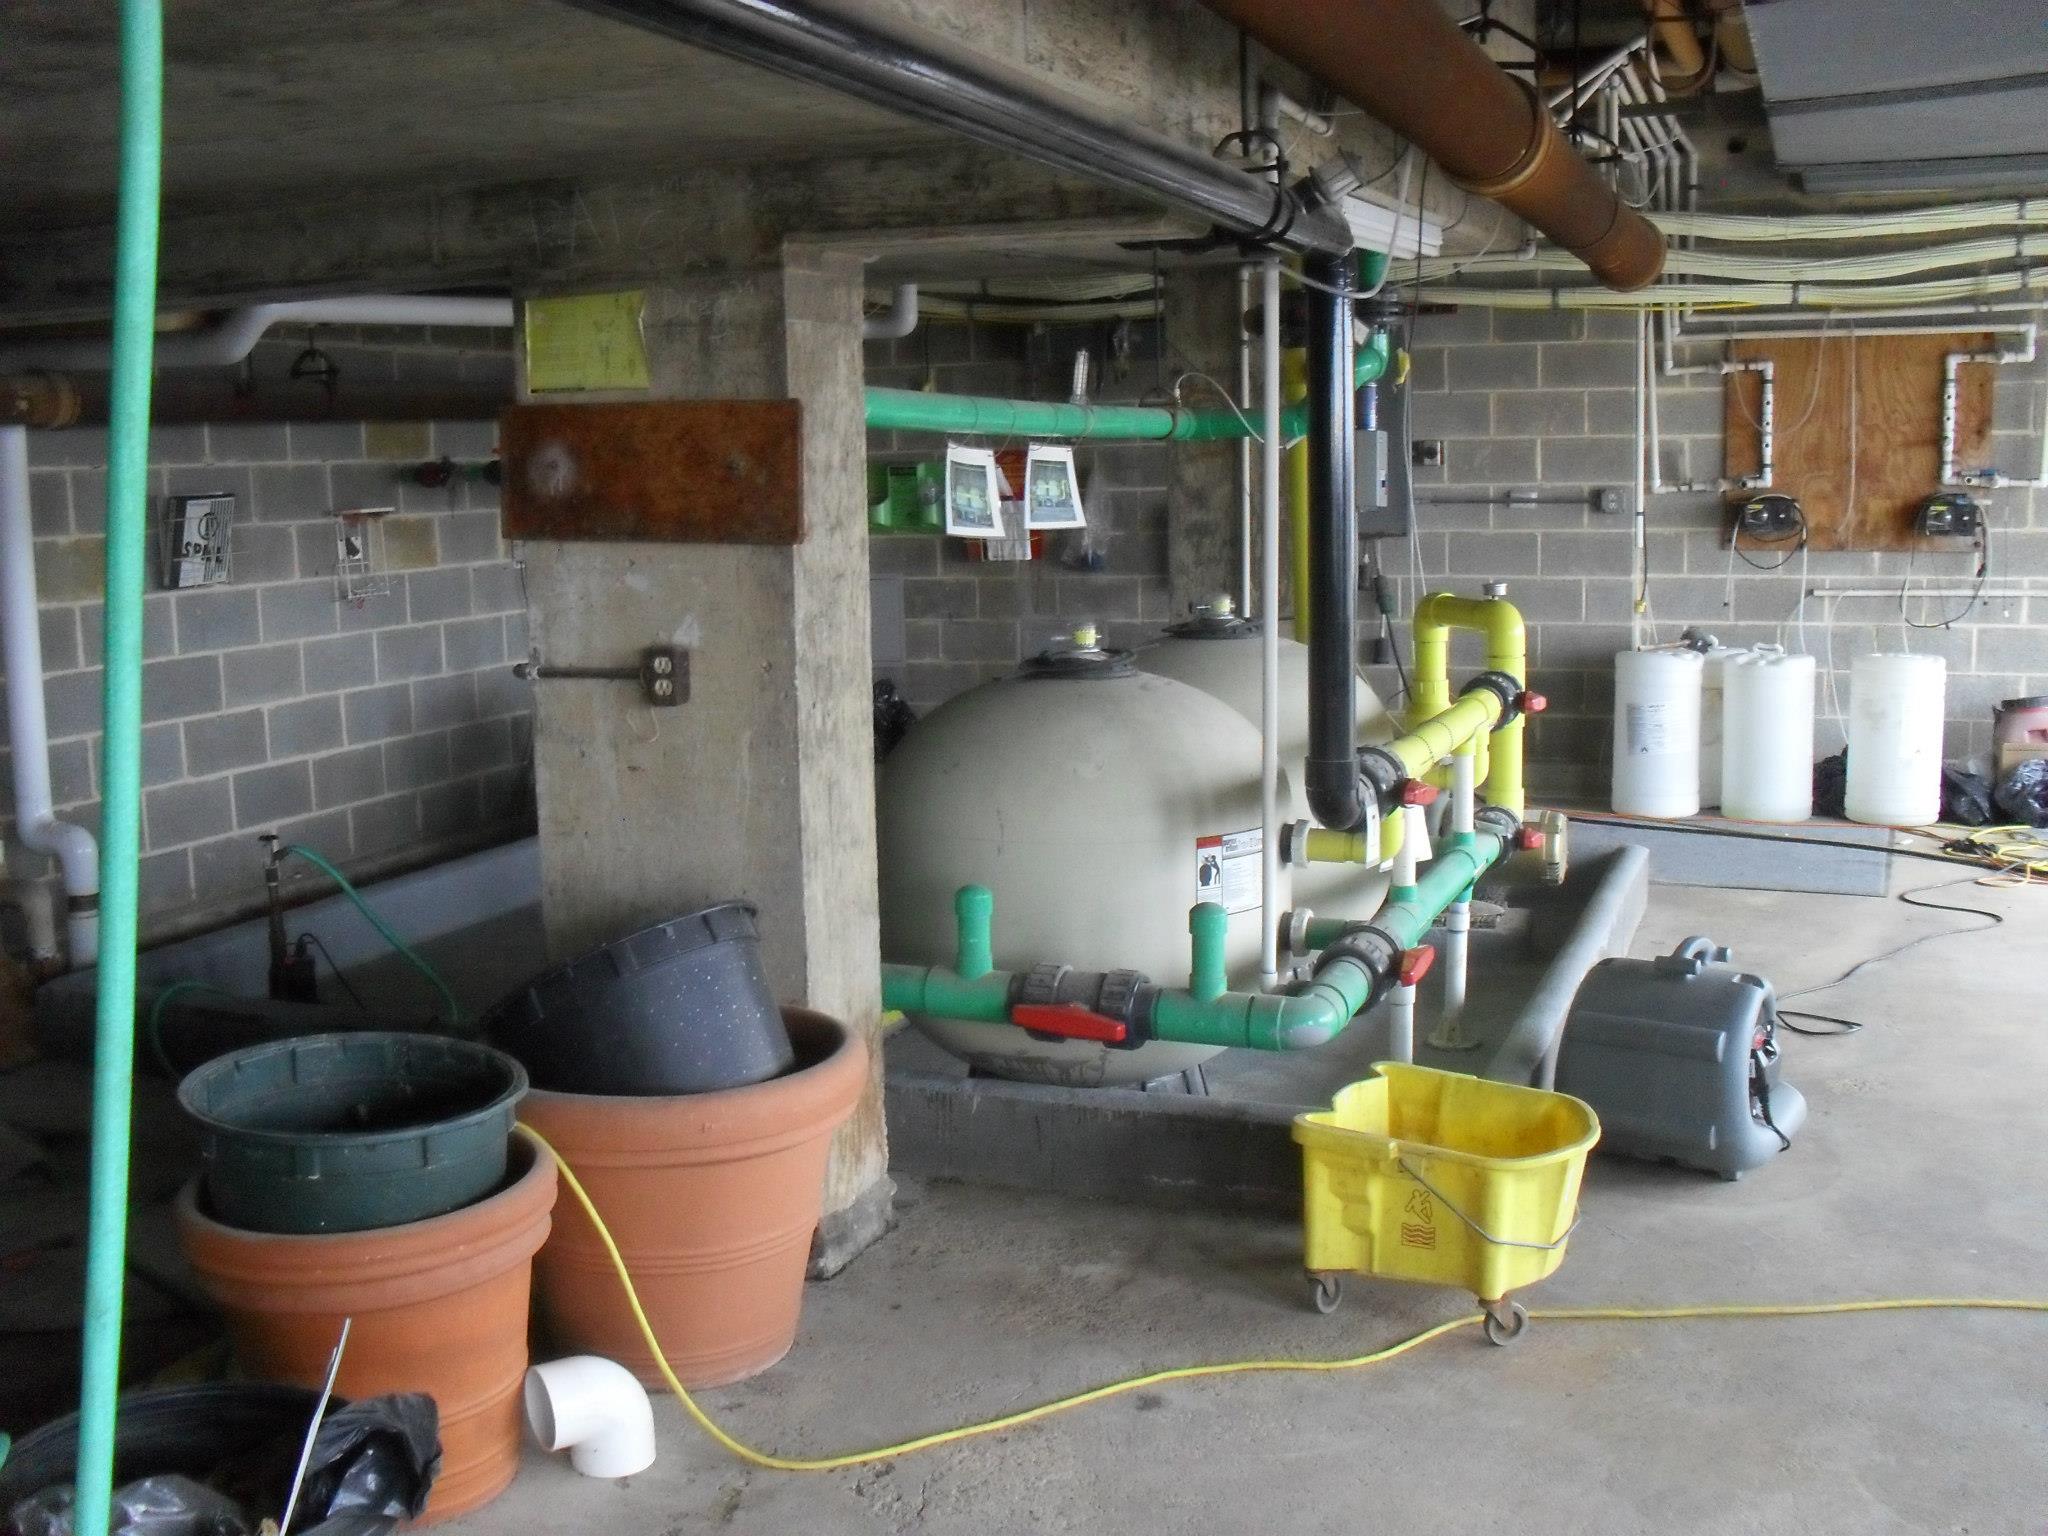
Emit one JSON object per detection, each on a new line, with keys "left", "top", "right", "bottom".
{"left": 474, "top": 871, "right": 2048, "bottom": 1534}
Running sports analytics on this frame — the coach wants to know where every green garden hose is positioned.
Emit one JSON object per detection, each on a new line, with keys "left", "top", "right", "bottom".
{"left": 280, "top": 846, "right": 464, "bottom": 1029}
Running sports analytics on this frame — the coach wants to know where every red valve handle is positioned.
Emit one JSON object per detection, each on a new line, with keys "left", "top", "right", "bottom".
{"left": 1011, "top": 1003, "right": 1128, "bottom": 1044}
{"left": 1516, "top": 690, "right": 1548, "bottom": 715}
{"left": 1396, "top": 945, "right": 1436, "bottom": 987}
{"left": 1516, "top": 826, "right": 1545, "bottom": 851}
{"left": 1400, "top": 780, "right": 1439, "bottom": 807}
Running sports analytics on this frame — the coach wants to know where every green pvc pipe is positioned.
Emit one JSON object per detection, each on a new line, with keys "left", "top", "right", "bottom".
{"left": 1301, "top": 829, "right": 1508, "bottom": 954}
{"left": 863, "top": 331, "right": 1390, "bottom": 444}
{"left": 1187, "top": 903, "right": 1228, "bottom": 1002}
{"left": 953, "top": 885, "right": 993, "bottom": 981}
{"left": 881, "top": 961, "right": 1010, "bottom": 1022}
{"left": 76, "top": 3, "right": 162, "bottom": 1532}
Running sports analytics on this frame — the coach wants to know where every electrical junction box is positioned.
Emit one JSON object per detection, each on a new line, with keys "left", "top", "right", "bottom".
{"left": 1554, "top": 936, "right": 1805, "bottom": 1180}
{"left": 1356, "top": 428, "right": 1405, "bottom": 538}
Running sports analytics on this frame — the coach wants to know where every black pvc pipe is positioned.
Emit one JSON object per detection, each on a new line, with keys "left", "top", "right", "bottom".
{"left": 1303, "top": 252, "right": 1365, "bottom": 832}
{"left": 556, "top": 0, "right": 1353, "bottom": 257}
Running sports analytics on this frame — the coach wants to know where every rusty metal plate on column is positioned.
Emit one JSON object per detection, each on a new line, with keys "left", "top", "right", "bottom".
{"left": 499, "top": 400, "right": 803, "bottom": 544}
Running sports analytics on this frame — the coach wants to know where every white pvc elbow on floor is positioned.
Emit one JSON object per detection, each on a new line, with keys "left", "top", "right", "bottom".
{"left": 524, "top": 1356, "right": 657, "bottom": 1479}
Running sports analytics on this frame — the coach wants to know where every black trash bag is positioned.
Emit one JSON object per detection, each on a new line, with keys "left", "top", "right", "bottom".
{"left": 1813, "top": 750, "right": 1848, "bottom": 819}
{"left": 872, "top": 678, "right": 917, "bottom": 762}
{"left": 1941, "top": 765, "right": 1994, "bottom": 826}
{"left": 1995, "top": 758, "right": 2048, "bottom": 827}
{"left": 11, "top": 1475, "right": 250, "bottom": 1536}
{"left": 293, "top": 1394, "right": 440, "bottom": 1529}
{"left": 3, "top": 1392, "right": 438, "bottom": 1536}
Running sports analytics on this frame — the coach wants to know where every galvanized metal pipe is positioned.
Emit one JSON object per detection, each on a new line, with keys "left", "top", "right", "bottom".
{"left": 558, "top": 0, "right": 1352, "bottom": 257}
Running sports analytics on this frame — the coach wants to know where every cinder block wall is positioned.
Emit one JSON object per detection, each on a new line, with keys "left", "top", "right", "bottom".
{"left": 6, "top": 417, "right": 533, "bottom": 942}
{"left": 1381, "top": 306, "right": 2048, "bottom": 800}
{"left": 864, "top": 321, "right": 1182, "bottom": 711}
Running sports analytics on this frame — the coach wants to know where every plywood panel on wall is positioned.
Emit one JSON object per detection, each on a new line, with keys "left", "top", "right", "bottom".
{"left": 1722, "top": 332, "right": 1992, "bottom": 552}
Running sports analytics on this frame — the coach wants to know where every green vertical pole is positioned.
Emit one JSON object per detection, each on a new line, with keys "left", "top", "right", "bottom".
{"left": 953, "top": 885, "right": 994, "bottom": 981}
{"left": 74, "top": 3, "right": 162, "bottom": 1532}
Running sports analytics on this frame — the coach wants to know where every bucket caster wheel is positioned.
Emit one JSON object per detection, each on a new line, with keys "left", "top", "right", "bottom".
{"left": 1482, "top": 1300, "right": 1528, "bottom": 1346}
{"left": 1310, "top": 1275, "right": 1344, "bottom": 1315}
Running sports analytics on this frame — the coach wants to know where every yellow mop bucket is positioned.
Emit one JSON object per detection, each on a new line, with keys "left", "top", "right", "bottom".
{"left": 1293, "top": 1062, "right": 1600, "bottom": 1342}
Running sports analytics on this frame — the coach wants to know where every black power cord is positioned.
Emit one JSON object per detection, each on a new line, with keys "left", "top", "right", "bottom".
{"left": 1772, "top": 873, "right": 2007, "bottom": 1036}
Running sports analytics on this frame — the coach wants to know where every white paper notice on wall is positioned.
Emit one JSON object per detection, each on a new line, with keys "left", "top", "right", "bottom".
{"left": 944, "top": 445, "right": 1005, "bottom": 539}
{"left": 1022, "top": 443, "right": 1087, "bottom": 529}
{"left": 1625, "top": 701, "right": 1671, "bottom": 757}
{"left": 1195, "top": 828, "right": 1262, "bottom": 915}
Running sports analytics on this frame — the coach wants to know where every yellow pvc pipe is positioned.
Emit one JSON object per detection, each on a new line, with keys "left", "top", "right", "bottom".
{"left": 1296, "top": 691, "right": 1501, "bottom": 867}
{"left": 1410, "top": 592, "right": 1528, "bottom": 816}
{"left": 1284, "top": 349, "right": 1310, "bottom": 644}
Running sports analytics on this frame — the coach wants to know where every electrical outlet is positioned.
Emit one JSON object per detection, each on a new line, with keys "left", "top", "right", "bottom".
{"left": 1595, "top": 486, "right": 1625, "bottom": 515}
{"left": 1412, "top": 438, "right": 1445, "bottom": 469}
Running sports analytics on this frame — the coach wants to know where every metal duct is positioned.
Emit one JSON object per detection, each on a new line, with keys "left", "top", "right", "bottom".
{"left": 556, "top": 0, "right": 1353, "bottom": 258}
{"left": 1202, "top": 0, "right": 1667, "bottom": 291}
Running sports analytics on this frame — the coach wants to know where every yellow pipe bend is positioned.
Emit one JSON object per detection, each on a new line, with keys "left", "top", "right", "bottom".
{"left": 1410, "top": 592, "right": 1529, "bottom": 816}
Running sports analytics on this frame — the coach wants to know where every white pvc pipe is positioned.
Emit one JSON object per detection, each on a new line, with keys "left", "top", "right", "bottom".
{"left": 0, "top": 296, "right": 517, "bottom": 372}
{"left": 1258, "top": 256, "right": 1283, "bottom": 990}
{"left": 1941, "top": 329, "right": 2046, "bottom": 487}
{"left": 524, "top": 1357, "right": 657, "bottom": 1479}
{"left": 7, "top": 873, "right": 60, "bottom": 965}
{"left": 1633, "top": 309, "right": 1647, "bottom": 648}
{"left": 1388, "top": 984, "right": 1416, "bottom": 1063}
{"left": 1, "top": 426, "right": 98, "bottom": 964}
{"left": 1426, "top": 754, "right": 1476, "bottom": 1052}
{"left": 1386, "top": 803, "right": 1423, "bottom": 1063}
{"left": 862, "top": 284, "right": 920, "bottom": 342}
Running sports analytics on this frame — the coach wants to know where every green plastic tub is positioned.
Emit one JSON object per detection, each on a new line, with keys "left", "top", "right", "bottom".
{"left": 177, "top": 1032, "right": 528, "bottom": 1234}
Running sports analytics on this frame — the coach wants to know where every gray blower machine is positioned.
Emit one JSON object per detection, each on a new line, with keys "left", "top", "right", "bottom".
{"left": 1554, "top": 936, "right": 1805, "bottom": 1180}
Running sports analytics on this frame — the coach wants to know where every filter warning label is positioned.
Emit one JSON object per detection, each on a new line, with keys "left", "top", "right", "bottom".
{"left": 1195, "top": 828, "right": 1262, "bottom": 916}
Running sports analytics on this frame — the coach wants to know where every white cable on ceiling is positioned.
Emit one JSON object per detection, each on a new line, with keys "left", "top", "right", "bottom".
{"left": 1652, "top": 201, "right": 2048, "bottom": 242}
{"left": 1411, "top": 269, "right": 2048, "bottom": 309}
{"left": 1400, "top": 231, "right": 2048, "bottom": 285}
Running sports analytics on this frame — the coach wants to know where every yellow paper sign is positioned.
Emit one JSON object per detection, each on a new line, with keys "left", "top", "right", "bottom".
{"left": 523, "top": 290, "right": 651, "bottom": 393}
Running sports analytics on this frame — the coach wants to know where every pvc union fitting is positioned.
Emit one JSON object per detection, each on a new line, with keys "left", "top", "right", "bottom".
{"left": 525, "top": 1355, "right": 658, "bottom": 1479}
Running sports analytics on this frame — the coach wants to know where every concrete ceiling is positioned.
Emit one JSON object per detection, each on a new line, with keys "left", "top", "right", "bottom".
{"left": 1, "top": 0, "right": 949, "bottom": 231}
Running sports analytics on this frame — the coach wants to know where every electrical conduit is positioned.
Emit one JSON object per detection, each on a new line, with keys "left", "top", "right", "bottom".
{"left": 75, "top": 3, "right": 162, "bottom": 1534}
{"left": 0, "top": 426, "right": 99, "bottom": 963}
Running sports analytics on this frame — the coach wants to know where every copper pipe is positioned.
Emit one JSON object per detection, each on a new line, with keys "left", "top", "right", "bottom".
{"left": 1704, "top": 0, "right": 1757, "bottom": 74}
{"left": 0, "top": 372, "right": 80, "bottom": 429}
{"left": 1203, "top": 0, "right": 1665, "bottom": 291}
{"left": 1640, "top": 0, "right": 1713, "bottom": 93}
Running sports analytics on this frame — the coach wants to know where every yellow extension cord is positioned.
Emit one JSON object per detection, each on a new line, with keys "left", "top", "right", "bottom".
{"left": 516, "top": 1126, "right": 2048, "bottom": 1474}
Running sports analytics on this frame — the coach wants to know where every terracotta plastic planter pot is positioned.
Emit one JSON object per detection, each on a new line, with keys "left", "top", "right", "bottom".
{"left": 521, "top": 1006, "right": 867, "bottom": 1388}
{"left": 176, "top": 1136, "right": 556, "bottom": 1524}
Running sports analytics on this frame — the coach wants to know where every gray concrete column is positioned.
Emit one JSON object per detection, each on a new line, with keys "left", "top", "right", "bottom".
{"left": 518, "top": 246, "right": 890, "bottom": 1272}
{"left": 1164, "top": 264, "right": 1249, "bottom": 616}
